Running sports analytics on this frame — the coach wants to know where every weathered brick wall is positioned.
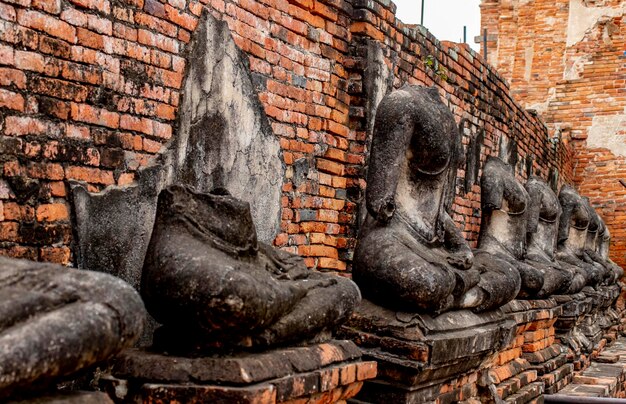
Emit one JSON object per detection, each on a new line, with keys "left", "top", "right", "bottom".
{"left": 481, "top": 0, "right": 626, "bottom": 267}
{"left": 0, "top": 0, "right": 572, "bottom": 270}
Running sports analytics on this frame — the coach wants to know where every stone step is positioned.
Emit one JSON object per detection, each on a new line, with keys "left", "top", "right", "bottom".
{"left": 540, "top": 363, "right": 574, "bottom": 388}
{"left": 504, "top": 381, "right": 544, "bottom": 404}
{"left": 556, "top": 382, "right": 610, "bottom": 397}
{"left": 497, "top": 370, "right": 538, "bottom": 399}
{"left": 544, "top": 373, "right": 573, "bottom": 395}
{"left": 549, "top": 338, "right": 626, "bottom": 399}
{"left": 522, "top": 344, "right": 563, "bottom": 366}
{"left": 528, "top": 352, "right": 568, "bottom": 375}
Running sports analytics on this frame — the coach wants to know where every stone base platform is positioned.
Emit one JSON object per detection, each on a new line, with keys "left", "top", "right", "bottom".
{"left": 338, "top": 299, "right": 515, "bottom": 403}
{"left": 98, "top": 340, "right": 376, "bottom": 404}
{"left": 488, "top": 299, "right": 564, "bottom": 403}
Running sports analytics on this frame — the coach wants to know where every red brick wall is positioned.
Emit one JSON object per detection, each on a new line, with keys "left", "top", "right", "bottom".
{"left": 0, "top": 0, "right": 572, "bottom": 270}
{"left": 481, "top": 0, "right": 626, "bottom": 267}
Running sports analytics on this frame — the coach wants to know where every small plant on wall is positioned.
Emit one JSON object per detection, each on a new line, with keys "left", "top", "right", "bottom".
{"left": 423, "top": 55, "right": 449, "bottom": 82}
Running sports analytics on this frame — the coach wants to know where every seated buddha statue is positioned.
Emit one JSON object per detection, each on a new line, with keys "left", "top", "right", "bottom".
{"left": 524, "top": 176, "right": 578, "bottom": 296}
{"left": 0, "top": 257, "right": 145, "bottom": 399}
{"left": 141, "top": 185, "right": 361, "bottom": 351}
{"left": 474, "top": 157, "right": 546, "bottom": 299}
{"left": 596, "top": 221, "right": 624, "bottom": 283}
{"left": 581, "top": 198, "right": 615, "bottom": 285}
{"left": 352, "top": 86, "right": 520, "bottom": 314}
{"left": 555, "top": 186, "right": 603, "bottom": 288}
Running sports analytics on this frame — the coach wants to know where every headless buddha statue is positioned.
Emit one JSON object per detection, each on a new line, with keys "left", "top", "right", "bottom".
{"left": 524, "top": 176, "right": 578, "bottom": 295}
{"left": 555, "top": 185, "right": 603, "bottom": 288}
{"left": 0, "top": 257, "right": 145, "bottom": 399}
{"left": 597, "top": 222, "right": 624, "bottom": 283}
{"left": 475, "top": 157, "right": 547, "bottom": 299}
{"left": 353, "top": 86, "right": 520, "bottom": 313}
{"left": 581, "top": 198, "right": 615, "bottom": 285}
{"left": 141, "top": 185, "right": 361, "bottom": 351}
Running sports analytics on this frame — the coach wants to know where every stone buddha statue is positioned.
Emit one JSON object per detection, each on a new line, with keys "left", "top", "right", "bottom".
{"left": 0, "top": 257, "right": 145, "bottom": 399}
{"left": 581, "top": 198, "right": 614, "bottom": 285}
{"left": 597, "top": 222, "right": 624, "bottom": 283}
{"left": 474, "top": 157, "right": 545, "bottom": 299}
{"left": 524, "top": 176, "right": 579, "bottom": 295}
{"left": 555, "top": 185, "right": 603, "bottom": 288}
{"left": 353, "top": 85, "right": 519, "bottom": 313}
{"left": 141, "top": 185, "right": 361, "bottom": 351}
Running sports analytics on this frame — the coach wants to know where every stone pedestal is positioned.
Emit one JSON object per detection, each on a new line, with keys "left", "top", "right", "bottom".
{"left": 553, "top": 292, "right": 594, "bottom": 370}
{"left": 491, "top": 299, "right": 573, "bottom": 400}
{"left": 339, "top": 299, "right": 514, "bottom": 403}
{"left": 99, "top": 340, "right": 376, "bottom": 404}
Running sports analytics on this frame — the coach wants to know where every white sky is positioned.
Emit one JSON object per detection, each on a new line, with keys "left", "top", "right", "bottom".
{"left": 394, "top": 0, "right": 481, "bottom": 51}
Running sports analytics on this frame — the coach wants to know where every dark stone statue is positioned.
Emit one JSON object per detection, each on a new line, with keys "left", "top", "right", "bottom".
{"left": 581, "top": 198, "right": 617, "bottom": 285}
{"left": 524, "top": 176, "right": 580, "bottom": 295}
{"left": 597, "top": 221, "right": 624, "bottom": 283}
{"left": 555, "top": 185, "right": 603, "bottom": 288}
{"left": 141, "top": 185, "right": 361, "bottom": 351}
{"left": 475, "top": 156, "right": 543, "bottom": 299}
{"left": 353, "top": 86, "right": 519, "bottom": 313}
{"left": 0, "top": 257, "right": 145, "bottom": 399}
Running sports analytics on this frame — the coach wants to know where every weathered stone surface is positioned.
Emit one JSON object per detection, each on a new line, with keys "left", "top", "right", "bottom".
{"left": 353, "top": 85, "right": 518, "bottom": 314}
{"left": 596, "top": 222, "right": 624, "bottom": 283}
{"left": 142, "top": 185, "right": 360, "bottom": 350}
{"left": 476, "top": 157, "right": 538, "bottom": 300}
{"left": 582, "top": 199, "right": 623, "bottom": 286}
{"left": 70, "top": 10, "right": 283, "bottom": 291}
{"left": 341, "top": 299, "right": 514, "bottom": 387}
{"left": 556, "top": 185, "right": 603, "bottom": 288}
{"left": 0, "top": 256, "right": 145, "bottom": 399}
{"left": 112, "top": 341, "right": 362, "bottom": 384}
{"left": 100, "top": 342, "right": 375, "bottom": 404}
{"left": 581, "top": 198, "right": 614, "bottom": 285}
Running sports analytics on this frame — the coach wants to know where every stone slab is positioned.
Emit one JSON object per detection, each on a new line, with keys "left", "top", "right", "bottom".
{"left": 101, "top": 357, "right": 376, "bottom": 404}
{"left": 113, "top": 340, "right": 362, "bottom": 385}
{"left": 343, "top": 299, "right": 514, "bottom": 368}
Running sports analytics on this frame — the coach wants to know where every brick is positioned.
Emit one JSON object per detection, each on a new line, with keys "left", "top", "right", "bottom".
{"left": 39, "top": 246, "right": 71, "bottom": 264}
{"left": 29, "top": 77, "right": 89, "bottom": 102}
{"left": 68, "top": 0, "right": 110, "bottom": 14}
{"left": 298, "top": 245, "right": 338, "bottom": 259}
{"left": 36, "top": 203, "right": 69, "bottom": 222}
{"left": 120, "top": 114, "right": 153, "bottom": 135}
{"left": 71, "top": 104, "right": 120, "bottom": 129}
{"left": 17, "top": 9, "right": 77, "bottom": 43}
{"left": 4, "top": 116, "right": 62, "bottom": 136}
{"left": 316, "top": 158, "right": 344, "bottom": 176}
{"left": 32, "top": 0, "right": 61, "bottom": 14}
{"left": 0, "top": 89, "right": 25, "bottom": 111}
{"left": 14, "top": 50, "right": 45, "bottom": 73}
{"left": 65, "top": 166, "right": 114, "bottom": 185}
{"left": 77, "top": 27, "right": 104, "bottom": 49}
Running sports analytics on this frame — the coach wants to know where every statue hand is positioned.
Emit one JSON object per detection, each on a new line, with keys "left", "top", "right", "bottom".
{"left": 447, "top": 250, "right": 473, "bottom": 270}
